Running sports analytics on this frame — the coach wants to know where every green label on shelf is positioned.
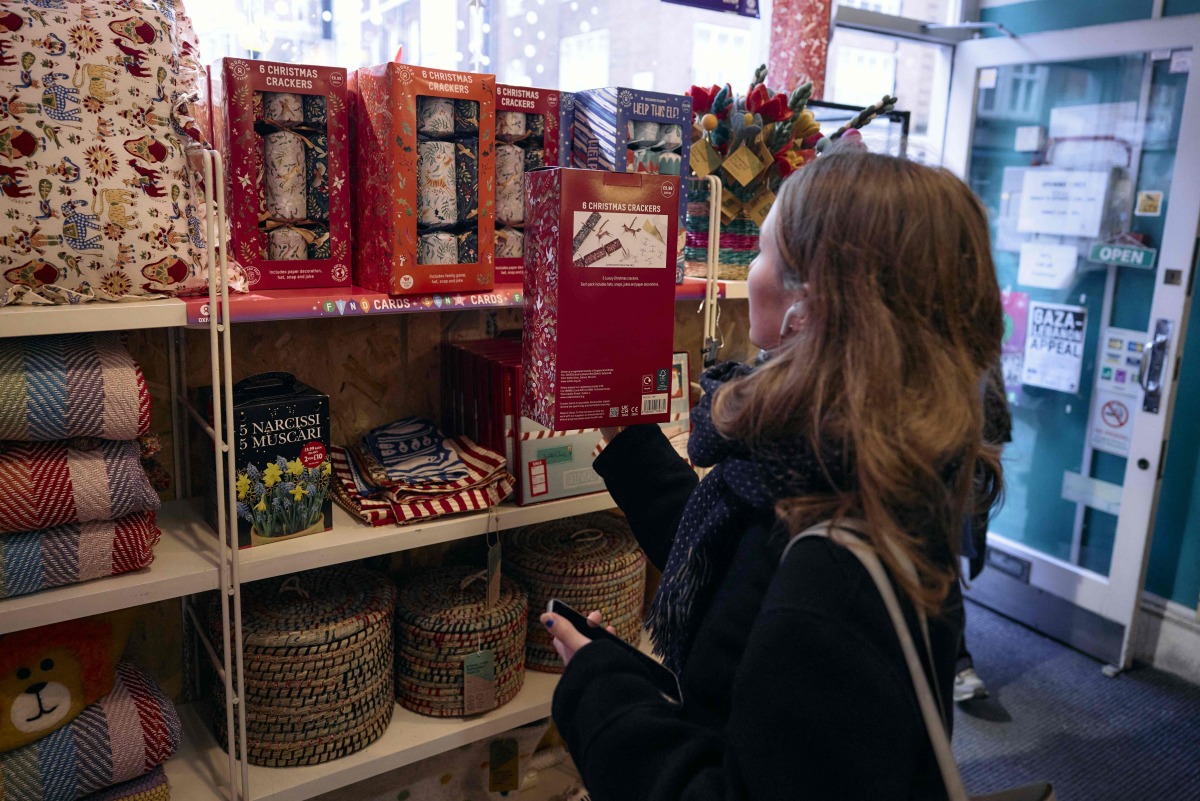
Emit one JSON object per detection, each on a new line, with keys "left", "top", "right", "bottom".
{"left": 536, "top": 444, "right": 574, "bottom": 465}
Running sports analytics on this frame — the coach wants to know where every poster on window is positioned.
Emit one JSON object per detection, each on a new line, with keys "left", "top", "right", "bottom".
{"left": 1022, "top": 301, "right": 1087, "bottom": 394}
{"left": 662, "top": 0, "right": 761, "bottom": 16}
{"left": 1001, "top": 290, "right": 1029, "bottom": 404}
{"left": 1087, "top": 327, "right": 1145, "bottom": 457}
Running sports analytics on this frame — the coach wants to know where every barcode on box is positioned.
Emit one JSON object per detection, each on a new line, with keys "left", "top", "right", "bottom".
{"left": 641, "top": 394, "right": 668, "bottom": 415}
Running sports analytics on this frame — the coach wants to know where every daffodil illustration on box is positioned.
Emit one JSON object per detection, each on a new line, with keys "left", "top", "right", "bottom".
{"left": 237, "top": 456, "right": 333, "bottom": 545}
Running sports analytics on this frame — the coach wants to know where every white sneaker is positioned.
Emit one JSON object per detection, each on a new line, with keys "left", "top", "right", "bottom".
{"left": 954, "top": 667, "right": 989, "bottom": 702}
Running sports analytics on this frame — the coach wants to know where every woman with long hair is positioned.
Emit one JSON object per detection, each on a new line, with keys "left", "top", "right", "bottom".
{"left": 539, "top": 151, "right": 1004, "bottom": 799}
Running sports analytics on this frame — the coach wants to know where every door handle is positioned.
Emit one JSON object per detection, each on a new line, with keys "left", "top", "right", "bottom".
{"left": 1139, "top": 319, "right": 1173, "bottom": 413}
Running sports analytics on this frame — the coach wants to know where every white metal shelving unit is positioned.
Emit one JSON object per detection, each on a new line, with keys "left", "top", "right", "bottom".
{"left": 0, "top": 147, "right": 660, "bottom": 801}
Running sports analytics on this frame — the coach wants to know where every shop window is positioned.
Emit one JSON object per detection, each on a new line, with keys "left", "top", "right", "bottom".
{"left": 191, "top": 0, "right": 773, "bottom": 95}
{"left": 834, "top": 0, "right": 959, "bottom": 25}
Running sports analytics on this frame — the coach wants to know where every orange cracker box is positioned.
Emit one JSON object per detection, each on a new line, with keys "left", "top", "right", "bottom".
{"left": 351, "top": 63, "right": 496, "bottom": 295}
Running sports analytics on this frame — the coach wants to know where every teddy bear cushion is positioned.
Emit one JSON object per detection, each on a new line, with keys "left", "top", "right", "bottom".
{"left": 0, "top": 613, "right": 133, "bottom": 753}
{"left": 0, "top": 0, "right": 211, "bottom": 303}
{"left": 0, "top": 661, "right": 179, "bottom": 800}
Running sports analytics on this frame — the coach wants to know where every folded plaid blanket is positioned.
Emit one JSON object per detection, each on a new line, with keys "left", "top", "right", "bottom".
{"left": 0, "top": 662, "right": 180, "bottom": 801}
{"left": 0, "top": 334, "right": 150, "bottom": 442}
{"left": 332, "top": 440, "right": 514, "bottom": 527}
{"left": 0, "top": 511, "right": 161, "bottom": 599}
{"left": 0, "top": 440, "right": 160, "bottom": 534}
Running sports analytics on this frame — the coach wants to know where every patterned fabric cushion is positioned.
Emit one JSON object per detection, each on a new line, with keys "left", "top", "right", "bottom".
{"left": 0, "top": 663, "right": 179, "bottom": 801}
{"left": 0, "top": 333, "right": 150, "bottom": 442}
{"left": 0, "top": 439, "right": 160, "bottom": 534}
{"left": 0, "top": 0, "right": 212, "bottom": 303}
{"left": 0, "top": 511, "right": 160, "bottom": 599}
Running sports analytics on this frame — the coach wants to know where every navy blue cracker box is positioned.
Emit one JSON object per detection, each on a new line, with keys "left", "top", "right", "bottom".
{"left": 198, "top": 372, "right": 332, "bottom": 548}
{"left": 571, "top": 87, "right": 691, "bottom": 177}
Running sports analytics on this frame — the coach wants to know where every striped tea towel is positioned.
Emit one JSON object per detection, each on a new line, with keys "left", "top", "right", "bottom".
{"left": 361, "top": 418, "right": 469, "bottom": 485}
{"left": 0, "top": 511, "right": 161, "bottom": 599}
{"left": 0, "top": 334, "right": 150, "bottom": 442}
{"left": 0, "top": 662, "right": 180, "bottom": 801}
{"left": 80, "top": 766, "right": 168, "bottom": 801}
{"left": 331, "top": 442, "right": 514, "bottom": 527}
{"left": 0, "top": 440, "right": 161, "bottom": 534}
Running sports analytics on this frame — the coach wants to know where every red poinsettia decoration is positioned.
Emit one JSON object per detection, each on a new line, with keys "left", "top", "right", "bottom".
{"left": 687, "top": 84, "right": 722, "bottom": 116}
{"left": 746, "top": 84, "right": 793, "bottom": 123}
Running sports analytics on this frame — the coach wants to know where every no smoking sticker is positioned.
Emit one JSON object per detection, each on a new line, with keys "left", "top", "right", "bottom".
{"left": 1101, "top": 399, "right": 1129, "bottom": 429}
{"left": 1090, "top": 389, "right": 1136, "bottom": 457}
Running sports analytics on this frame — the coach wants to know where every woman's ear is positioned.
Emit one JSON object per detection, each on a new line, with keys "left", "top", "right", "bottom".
{"left": 778, "top": 284, "right": 811, "bottom": 341}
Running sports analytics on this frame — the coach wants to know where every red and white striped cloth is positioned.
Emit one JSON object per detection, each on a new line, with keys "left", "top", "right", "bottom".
{"left": 332, "top": 438, "right": 515, "bottom": 527}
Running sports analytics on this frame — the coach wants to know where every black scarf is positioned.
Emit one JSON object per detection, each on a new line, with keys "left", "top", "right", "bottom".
{"left": 646, "top": 361, "right": 848, "bottom": 674}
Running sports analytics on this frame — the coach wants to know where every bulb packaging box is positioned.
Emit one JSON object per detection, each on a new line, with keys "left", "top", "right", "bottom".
{"left": 351, "top": 63, "right": 496, "bottom": 295}
{"left": 199, "top": 373, "right": 332, "bottom": 549}
{"left": 522, "top": 168, "right": 679, "bottom": 431}
{"left": 207, "top": 58, "right": 352, "bottom": 289}
{"left": 494, "top": 84, "right": 573, "bottom": 284}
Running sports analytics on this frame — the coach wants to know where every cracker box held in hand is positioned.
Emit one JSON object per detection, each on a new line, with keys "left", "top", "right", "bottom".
{"left": 351, "top": 64, "right": 496, "bottom": 295}
{"left": 494, "top": 84, "right": 573, "bottom": 284}
{"left": 208, "top": 58, "right": 352, "bottom": 290}
{"left": 202, "top": 373, "right": 332, "bottom": 549}
{"left": 522, "top": 168, "right": 679, "bottom": 430}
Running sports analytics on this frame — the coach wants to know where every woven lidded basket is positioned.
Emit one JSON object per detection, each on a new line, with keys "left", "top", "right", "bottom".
{"left": 683, "top": 179, "right": 760, "bottom": 281}
{"left": 207, "top": 565, "right": 397, "bottom": 767}
{"left": 506, "top": 512, "right": 647, "bottom": 673}
{"left": 394, "top": 565, "right": 529, "bottom": 717}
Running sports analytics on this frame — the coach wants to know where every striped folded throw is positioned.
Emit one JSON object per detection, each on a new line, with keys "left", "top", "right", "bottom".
{"left": 0, "top": 440, "right": 160, "bottom": 534}
{"left": 0, "top": 662, "right": 180, "bottom": 801}
{"left": 331, "top": 440, "right": 514, "bottom": 527}
{"left": 0, "top": 511, "right": 161, "bottom": 599}
{"left": 0, "top": 334, "right": 150, "bottom": 442}
{"left": 80, "top": 766, "right": 168, "bottom": 801}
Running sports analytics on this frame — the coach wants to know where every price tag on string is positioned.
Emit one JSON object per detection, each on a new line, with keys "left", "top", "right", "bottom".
{"left": 463, "top": 649, "right": 497, "bottom": 715}
{"left": 488, "top": 737, "right": 520, "bottom": 792}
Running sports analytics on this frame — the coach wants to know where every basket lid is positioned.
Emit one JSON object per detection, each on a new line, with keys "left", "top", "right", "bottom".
{"left": 506, "top": 512, "right": 644, "bottom": 578}
{"left": 217, "top": 566, "right": 397, "bottom": 649}
{"left": 394, "top": 565, "right": 527, "bottom": 634}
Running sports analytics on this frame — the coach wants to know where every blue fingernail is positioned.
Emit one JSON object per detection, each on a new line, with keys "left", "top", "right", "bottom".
{"left": 544, "top": 619, "right": 554, "bottom": 628}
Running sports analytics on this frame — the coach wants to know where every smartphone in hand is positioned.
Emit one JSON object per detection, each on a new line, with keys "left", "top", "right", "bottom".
{"left": 547, "top": 599, "right": 683, "bottom": 705}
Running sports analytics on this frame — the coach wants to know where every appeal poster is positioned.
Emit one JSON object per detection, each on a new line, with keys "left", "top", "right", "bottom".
{"left": 1022, "top": 301, "right": 1087, "bottom": 393}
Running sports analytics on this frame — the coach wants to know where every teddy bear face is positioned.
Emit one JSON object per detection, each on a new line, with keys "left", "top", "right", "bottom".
{"left": 0, "top": 646, "right": 88, "bottom": 748}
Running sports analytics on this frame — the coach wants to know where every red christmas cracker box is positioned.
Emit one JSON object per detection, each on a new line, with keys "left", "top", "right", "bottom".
{"left": 351, "top": 64, "right": 496, "bottom": 295}
{"left": 208, "top": 58, "right": 352, "bottom": 290}
{"left": 522, "top": 168, "right": 679, "bottom": 430}
{"left": 494, "top": 84, "right": 571, "bottom": 284}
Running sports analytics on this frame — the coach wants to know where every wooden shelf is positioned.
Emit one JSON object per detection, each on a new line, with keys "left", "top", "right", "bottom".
{"left": 238, "top": 493, "right": 616, "bottom": 584}
{"left": 0, "top": 500, "right": 220, "bottom": 636}
{"left": 0, "top": 298, "right": 189, "bottom": 338}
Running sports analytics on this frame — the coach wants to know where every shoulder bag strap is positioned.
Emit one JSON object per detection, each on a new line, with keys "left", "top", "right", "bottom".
{"left": 784, "top": 521, "right": 970, "bottom": 801}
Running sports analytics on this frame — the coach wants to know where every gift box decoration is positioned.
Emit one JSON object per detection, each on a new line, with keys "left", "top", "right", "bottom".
{"left": 206, "top": 566, "right": 397, "bottom": 767}
{"left": 351, "top": 64, "right": 496, "bottom": 295}
{"left": 493, "top": 84, "right": 570, "bottom": 284}
{"left": 208, "top": 58, "right": 352, "bottom": 290}
{"left": 393, "top": 566, "right": 528, "bottom": 718}
{"left": 522, "top": 169, "right": 678, "bottom": 430}
{"left": 0, "top": 0, "right": 213, "bottom": 303}
{"left": 506, "top": 512, "right": 647, "bottom": 673}
{"left": 201, "top": 372, "right": 331, "bottom": 549}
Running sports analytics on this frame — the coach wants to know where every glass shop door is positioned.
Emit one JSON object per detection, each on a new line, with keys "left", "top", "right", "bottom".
{"left": 942, "top": 16, "right": 1200, "bottom": 671}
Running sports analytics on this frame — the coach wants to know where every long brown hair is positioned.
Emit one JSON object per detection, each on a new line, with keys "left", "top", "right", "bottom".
{"left": 712, "top": 152, "right": 1004, "bottom": 615}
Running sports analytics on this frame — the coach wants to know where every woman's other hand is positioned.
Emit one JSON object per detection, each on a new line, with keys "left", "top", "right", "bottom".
{"left": 538, "top": 610, "right": 617, "bottom": 667}
{"left": 600, "top": 426, "right": 626, "bottom": 445}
